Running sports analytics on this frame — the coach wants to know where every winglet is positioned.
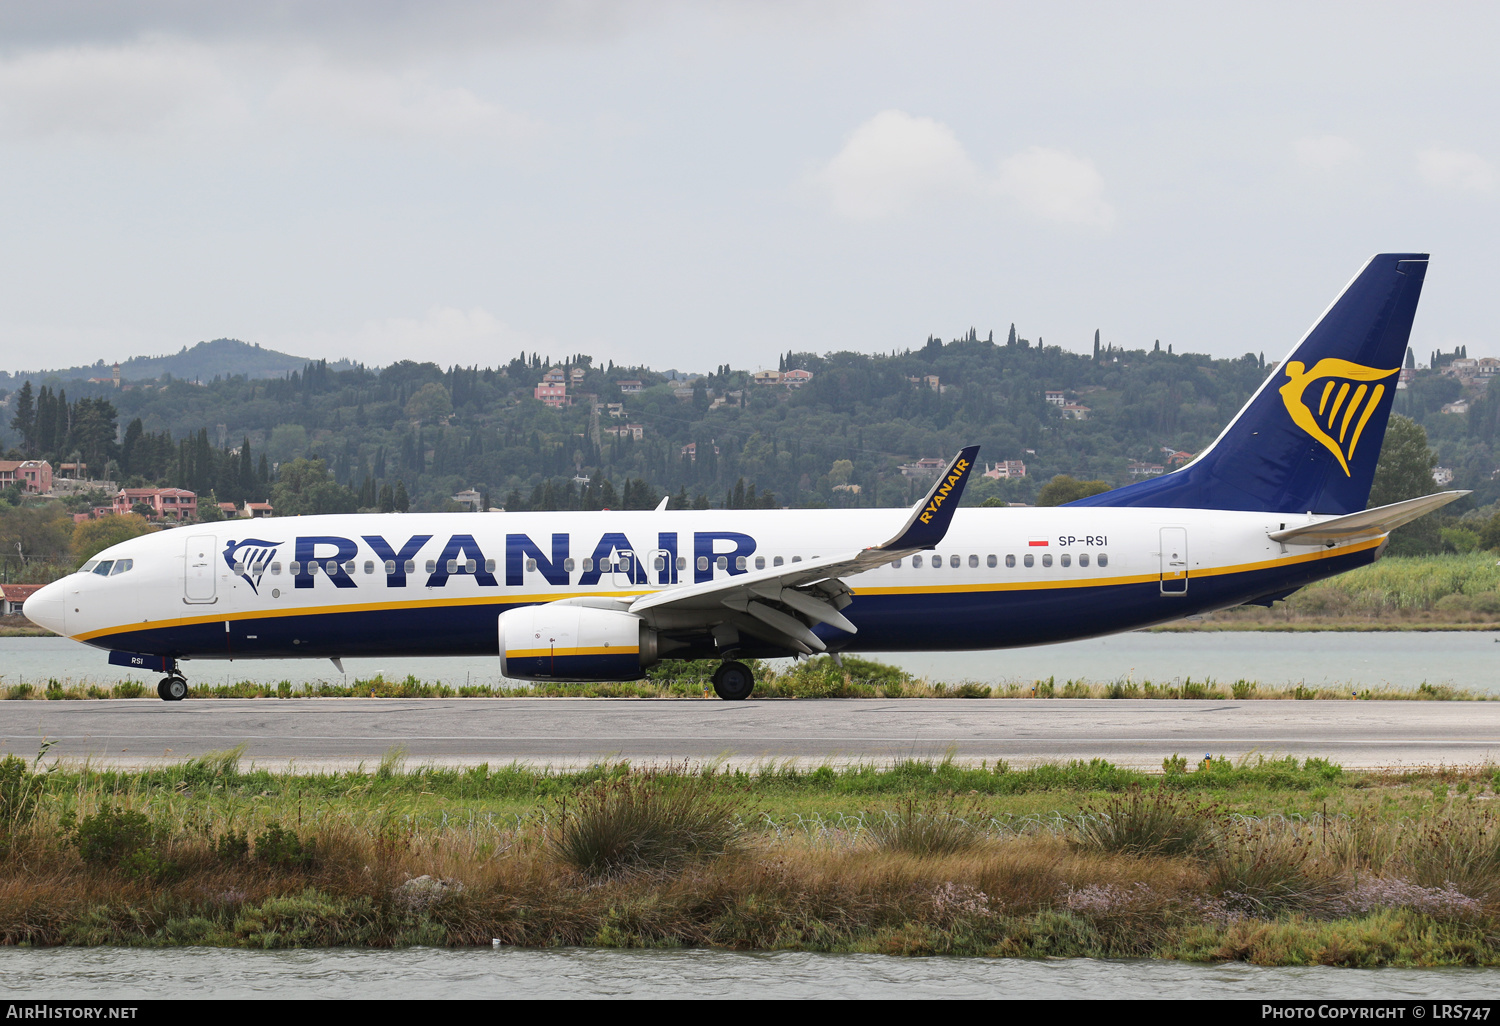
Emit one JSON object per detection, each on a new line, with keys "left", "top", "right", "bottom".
{"left": 876, "top": 445, "right": 980, "bottom": 551}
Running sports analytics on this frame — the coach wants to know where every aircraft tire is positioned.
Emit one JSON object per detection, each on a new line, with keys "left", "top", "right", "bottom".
{"left": 159, "top": 676, "right": 188, "bottom": 702}
{"left": 712, "top": 660, "right": 754, "bottom": 701}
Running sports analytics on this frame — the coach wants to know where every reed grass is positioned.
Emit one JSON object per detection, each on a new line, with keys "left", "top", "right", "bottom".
{"left": 0, "top": 757, "right": 1495, "bottom": 963}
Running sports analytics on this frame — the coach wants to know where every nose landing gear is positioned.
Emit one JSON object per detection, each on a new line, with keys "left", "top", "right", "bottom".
{"left": 156, "top": 676, "right": 188, "bottom": 702}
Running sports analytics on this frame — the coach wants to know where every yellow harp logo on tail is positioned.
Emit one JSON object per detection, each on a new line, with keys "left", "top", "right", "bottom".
{"left": 1278, "top": 359, "right": 1398, "bottom": 476}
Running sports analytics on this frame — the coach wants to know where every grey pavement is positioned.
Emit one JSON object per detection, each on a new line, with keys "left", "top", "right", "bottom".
{"left": 0, "top": 698, "right": 1495, "bottom": 771}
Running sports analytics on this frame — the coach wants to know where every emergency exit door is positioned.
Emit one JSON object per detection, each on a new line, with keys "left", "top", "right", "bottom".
{"left": 1159, "top": 527, "right": 1188, "bottom": 595}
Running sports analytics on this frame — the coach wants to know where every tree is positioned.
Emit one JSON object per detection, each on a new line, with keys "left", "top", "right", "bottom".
{"left": 71, "top": 514, "right": 154, "bottom": 564}
{"left": 1036, "top": 475, "right": 1112, "bottom": 507}
{"left": 1368, "top": 414, "right": 1440, "bottom": 554}
{"left": 270, "top": 458, "right": 359, "bottom": 516}
{"left": 405, "top": 382, "right": 454, "bottom": 424}
{"left": 393, "top": 480, "right": 410, "bottom": 513}
{"left": 9, "top": 382, "right": 34, "bottom": 452}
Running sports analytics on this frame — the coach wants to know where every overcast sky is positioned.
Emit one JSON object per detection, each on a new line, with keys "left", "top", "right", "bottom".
{"left": 0, "top": 1, "right": 1495, "bottom": 374}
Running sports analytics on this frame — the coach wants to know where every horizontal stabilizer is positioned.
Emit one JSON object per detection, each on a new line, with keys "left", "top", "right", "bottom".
{"left": 1268, "top": 490, "right": 1469, "bottom": 545}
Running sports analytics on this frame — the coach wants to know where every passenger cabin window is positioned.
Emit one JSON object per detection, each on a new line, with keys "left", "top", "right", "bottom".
{"left": 525, "top": 559, "right": 536, "bottom": 572}
{"left": 1061, "top": 554, "right": 1071, "bottom": 568}
{"left": 913, "top": 555, "right": 923, "bottom": 568}
{"left": 755, "top": 556, "right": 765, "bottom": 570}
{"left": 1023, "top": 554, "right": 1033, "bottom": 568}
{"left": 986, "top": 555, "right": 997, "bottom": 568}
{"left": 677, "top": 556, "right": 688, "bottom": 571}
{"left": 950, "top": 554, "right": 960, "bottom": 568}
{"left": 425, "top": 560, "right": 436, "bottom": 573}
{"left": 1042, "top": 553, "right": 1053, "bottom": 567}
{"left": 891, "top": 558, "right": 902, "bottom": 568}
{"left": 583, "top": 558, "right": 594, "bottom": 572}
{"left": 697, "top": 556, "right": 709, "bottom": 571}
{"left": 716, "top": 556, "right": 728, "bottom": 570}
{"left": 272, "top": 562, "right": 282, "bottom": 575}
{"left": 969, "top": 555, "right": 979, "bottom": 568}
{"left": 791, "top": 556, "right": 802, "bottom": 563}
{"left": 1098, "top": 553, "right": 1109, "bottom": 567}
{"left": 289, "top": 561, "right": 302, "bottom": 575}
{"left": 1005, "top": 554, "right": 1015, "bottom": 568}
{"left": 773, "top": 556, "right": 784, "bottom": 567}
{"left": 384, "top": 560, "right": 396, "bottom": 575}
{"left": 1079, "top": 553, "right": 1090, "bottom": 567}
{"left": 404, "top": 560, "right": 415, "bottom": 574}
{"left": 736, "top": 556, "right": 747, "bottom": 570}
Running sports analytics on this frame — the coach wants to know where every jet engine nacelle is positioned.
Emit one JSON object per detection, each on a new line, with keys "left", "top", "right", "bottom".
{"left": 498, "top": 604, "right": 661, "bottom": 682}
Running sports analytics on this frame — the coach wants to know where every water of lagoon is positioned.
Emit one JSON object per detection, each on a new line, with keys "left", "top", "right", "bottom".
{"left": 0, "top": 631, "right": 1494, "bottom": 694}
{"left": 1, "top": 946, "right": 1496, "bottom": 1000}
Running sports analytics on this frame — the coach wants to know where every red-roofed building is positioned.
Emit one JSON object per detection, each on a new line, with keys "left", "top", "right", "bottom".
{"left": 1, "top": 584, "right": 42, "bottom": 616}
{"left": 0, "top": 460, "right": 52, "bottom": 494}
{"left": 114, "top": 487, "right": 197, "bottom": 520}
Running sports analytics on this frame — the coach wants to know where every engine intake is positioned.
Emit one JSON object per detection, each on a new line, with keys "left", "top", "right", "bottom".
{"left": 498, "top": 604, "right": 661, "bottom": 681}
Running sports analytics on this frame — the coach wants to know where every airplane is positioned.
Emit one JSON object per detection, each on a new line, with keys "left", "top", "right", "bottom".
{"left": 24, "top": 252, "right": 1465, "bottom": 702}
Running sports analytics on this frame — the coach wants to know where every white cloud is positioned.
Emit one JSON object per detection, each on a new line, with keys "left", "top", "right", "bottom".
{"left": 0, "top": 36, "right": 538, "bottom": 152}
{"left": 267, "top": 65, "right": 538, "bottom": 146}
{"left": 1295, "top": 134, "right": 1360, "bottom": 173}
{"left": 0, "top": 37, "right": 242, "bottom": 140}
{"left": 814, "top": 109, "right": 980, "bottom": 220}
{"left": 815, "top": 114, "right": 1113, "bottom": 228}
{"left": 1417, "top": 148, "right": 1495, "bottom": 194}
{"left": 993, "top": 146, "right": 1114, "bottom": 228}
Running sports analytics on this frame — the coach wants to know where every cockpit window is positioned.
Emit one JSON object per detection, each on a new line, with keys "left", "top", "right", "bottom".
{"left": 92, "top": 560, "right": 114, "bottom": 576}
{"left": 110, "top": 559, "right": 133, "bottom": 576}
{"left": 80, "top": 560, "right": 99, "bottom": 573}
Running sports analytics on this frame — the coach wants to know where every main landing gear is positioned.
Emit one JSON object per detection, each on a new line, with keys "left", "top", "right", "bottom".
{"left": 157, "top": 675, "right": 188, "bottom": 702}
{"left": 712, "top": 660, "right": 754, "bottom": 701}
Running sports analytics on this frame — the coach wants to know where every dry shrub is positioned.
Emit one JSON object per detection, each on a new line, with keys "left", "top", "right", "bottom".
{"left": 550, "top": 776, "right": 742, "bottom": 878}
{"left": 866, "top": 801, "right": 985, "bottom": 857}
{"left": 1209, "top": 820, "right": 1344, "bottom": 915}
{"left": 1396, "top": 807, "right": 1500, "bottom": 897}
{"left": 1073, "top": 786, "right": 1218, "bottom": 859}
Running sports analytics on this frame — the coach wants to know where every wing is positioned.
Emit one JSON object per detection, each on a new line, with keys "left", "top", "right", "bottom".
{"left": 626, "top": 445, "right": 980, "bottom": 654}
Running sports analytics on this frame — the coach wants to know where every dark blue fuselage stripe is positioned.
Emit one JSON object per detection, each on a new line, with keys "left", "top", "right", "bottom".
{"left": 92, "top": 548, "right": 1375, "bottom": 662}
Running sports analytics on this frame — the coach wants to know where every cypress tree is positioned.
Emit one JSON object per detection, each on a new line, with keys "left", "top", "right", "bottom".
{"left": 393, "top": 480, "right": 410, "bottom": 513}
{"left": 9, "top": 382, "right": 34, "bottom": 451}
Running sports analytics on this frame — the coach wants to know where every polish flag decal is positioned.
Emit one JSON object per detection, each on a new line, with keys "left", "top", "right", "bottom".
{"left": 1028, "top": 538, "right": 1049, "bottom": 547}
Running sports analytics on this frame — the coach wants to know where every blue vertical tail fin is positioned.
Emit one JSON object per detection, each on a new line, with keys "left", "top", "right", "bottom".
{"left": 1070, "top": 253, "right": 1428, "bottom": 514}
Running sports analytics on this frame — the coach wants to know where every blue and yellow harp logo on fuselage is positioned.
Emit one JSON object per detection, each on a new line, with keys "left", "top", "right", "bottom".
{"left": 1278, "top": 359, "right": 1398, "bottom": 476}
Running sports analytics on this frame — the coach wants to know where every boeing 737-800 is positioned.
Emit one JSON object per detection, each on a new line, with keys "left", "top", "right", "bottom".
{"left": 24, "top": 253, "right": 1464, "bottom": 700}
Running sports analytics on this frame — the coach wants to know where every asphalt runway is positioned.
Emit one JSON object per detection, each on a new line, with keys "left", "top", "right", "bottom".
{"left": 0, "top": 698, "right": 1495, "bottom": 770}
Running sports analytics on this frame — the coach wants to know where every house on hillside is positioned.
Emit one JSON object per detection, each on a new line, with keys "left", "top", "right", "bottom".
{"left": 899, "top": 457, "right": 947, "bottom": 479}
{"left": 114, "top": 487, "right": 197, "bottom": 520}
{"left": 983, "top": 460, "right": 1027, "bottom": 480}
{"left": 0, "top": 460, "right": 52, "bottom": 494}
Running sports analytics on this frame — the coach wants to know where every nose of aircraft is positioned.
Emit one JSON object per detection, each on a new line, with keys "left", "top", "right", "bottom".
{"left": 22, "top": 580, "right": 67, "bottom": 636}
